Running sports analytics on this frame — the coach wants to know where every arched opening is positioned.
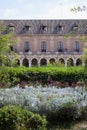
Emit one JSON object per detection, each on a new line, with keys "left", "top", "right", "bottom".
{"left": 49, "top": 58, "right": 55, "bottom": 64}
{"left": 76, "top": 58, "right": 82, "bottom": 66}
{"left": 67, "top": 58, "right": 74, "bottom": 66}
{"left": 16, "top": 59, "right": 20, "bottom": 66}
{"left": 31, "top": 58, "right": 38, "bottom": 66}
{"left": 40, "top": 58, "right": 47, "bottom": 66}
{"left": 23, "top": 58, "right": 29, "bottom": 67}
{"left": 59, "top": 58, "right": 65, "bottom": 66}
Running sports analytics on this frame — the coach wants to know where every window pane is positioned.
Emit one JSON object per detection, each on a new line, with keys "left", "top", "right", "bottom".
{"left": 58, "top": 41, "right": 63, "bottom": 51}
{"left": 41, "top": 41, "right": 46, "bottom": 51}
{"left": 24, "top": 41, "right": 29, "bottom": 52}
{"left": 75, "top": 41, "right": 79, "bottom": 51}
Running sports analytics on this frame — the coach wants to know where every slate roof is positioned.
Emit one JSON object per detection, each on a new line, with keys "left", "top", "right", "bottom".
{"left": 1, "top": 20, "right": 87, "bottom": 35}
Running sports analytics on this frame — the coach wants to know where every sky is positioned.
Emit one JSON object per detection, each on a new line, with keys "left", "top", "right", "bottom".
{"left": 0, "top": 0, "right": 87, "bottom": 19}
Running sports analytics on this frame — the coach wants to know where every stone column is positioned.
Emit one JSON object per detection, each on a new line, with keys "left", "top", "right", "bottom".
{"left": 29, "top": 60, "right": 31, "bottom": 68}
{"left": 20, "top": 59, "right": 23, "bottom": 67}
{"left": 74, "top": 60, "right": 76, "bottom": 66}
{"left": 65, "top": 60, "right": 67, "bottom": 67}
{"left": 47, "top": 59, "right": 49, "bottom": 66}
{"left": 38, "top": 60, "right": 40, "bottom": 67}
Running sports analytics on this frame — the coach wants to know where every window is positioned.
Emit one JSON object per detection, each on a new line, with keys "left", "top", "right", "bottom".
{"left": 40, "top": 25, "right": 47, "bottom": 33}
{"left": 25, "top": 25, "right": 31, "bottom": 31}
{"left": 24, "top": 41, "right": 29, "bottom": 52}
{"left": 9, "top": 26, "right": 14, "bottom": 32}
{"left": 8, "top": 23, "right": 14, "bottom": 32}
{"left": 58, "top": 41, "right": 63, "bottom": 52}
{"left": 5, "top": 25, "right": 14, "bottom": 34}
{"left": 41, "top": 41, "right": 46, "bottom": 52}
{"left": 74, "top": 41, "right": 79, "bottom": 51}
{"left": 23, "top": 25, "right": 32, "bottom": 34}
{"left": 54, "top": 25, "right": 63, "bottom": 33}
{"left": 72, "top": 24, "right": 78, "bottom": 31}
{"left": 56, "top": 25, "right": 63, "bottom": 32}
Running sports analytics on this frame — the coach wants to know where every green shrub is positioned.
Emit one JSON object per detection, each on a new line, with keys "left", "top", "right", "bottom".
{"left": 0, "top": 66, "right": 86, "bottom": 87}
{"left": 43, "top": 101, "right": 79, "bottom": 124}
{"left": 0, "top": 67, "right": 11, "bottom": 88}
{"left": 0, "top": 67, "right": 19, "bottom": 88}
{"left": 0, "top": 105, "right": 47, "bottom": 130}
{"left": 80, "top": 106, "right": 87, "bottom": 120}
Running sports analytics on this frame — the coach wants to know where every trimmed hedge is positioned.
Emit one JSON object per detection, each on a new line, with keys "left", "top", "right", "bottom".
{"left": 0, "top": 66, "right": 87, "bottom": 87}
{"left": 0, "top": 105, "right": 47, "bottom": 130}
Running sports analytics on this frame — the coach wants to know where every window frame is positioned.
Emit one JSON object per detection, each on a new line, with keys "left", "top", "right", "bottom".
{"left": 24, "top": 41, "right": 30, "bottom": 52}
{"left": 41, "top": 41, "right": 46, "bottom": 52}
{"left": 57, "top": 41, "right": 63, "bottom": 52}
{"left": 74, "top": 41, "right": 80, "bottom": 52}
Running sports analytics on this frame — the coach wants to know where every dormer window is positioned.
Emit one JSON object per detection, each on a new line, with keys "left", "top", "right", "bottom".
{"left": 54, "top": 24, "right": 63, "bottom": 33}
{"left": 8, "top": 23, "right": 14, "bottom": 32}
{"left": 56, "top": 25, "right": 63, "bottom": 32}
{"left": 9, "top": 26, "right": 14, "bottom": 32}
{"left": 25, "top": 25, "right": 31, "bottom": 31}
{"left": 72, "top": 24, "right": 78, "bottom": 31}
{"left": 40, "top": 25, "right": 47, "bottom": 33}
{"left": 23, "top": 25, "right": 32, "bottom": 34}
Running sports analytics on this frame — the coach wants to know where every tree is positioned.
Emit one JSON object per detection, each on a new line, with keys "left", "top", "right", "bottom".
{"left": 71, "top": 6, "right": 87, "bottom": 12}
{"left": 0, "top": 21, "right": 18, "bottom": 67}
{"left": 0, "top": 21, "right": 19, "bottom": 88}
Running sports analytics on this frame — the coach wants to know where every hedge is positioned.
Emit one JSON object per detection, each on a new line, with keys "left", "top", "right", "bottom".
{"left": 0, "top": 66, "right": 87, "bottom": 88}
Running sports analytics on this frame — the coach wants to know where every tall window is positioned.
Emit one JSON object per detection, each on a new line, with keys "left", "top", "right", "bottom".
{"left": 24, "top": 41, "right": 29, "bottom": 52}
{"left": 41, "top": 41, "right": 46, "bottom": 52}
{"left": 58, "top": 41, "right": 63, "bottom": 52}
{"left": 74, "top": 41, "right": 79, "bottom": 51}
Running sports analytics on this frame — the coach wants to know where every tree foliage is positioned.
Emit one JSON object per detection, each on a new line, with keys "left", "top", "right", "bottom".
{"left": 71, "top": 6, "right": 87, "bottom": 12}
{"left": 0, "top": 21, "right": 17, "bottom": 66}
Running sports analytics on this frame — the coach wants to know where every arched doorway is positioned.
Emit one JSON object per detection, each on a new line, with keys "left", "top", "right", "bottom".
{"left": 40, "top": 58, "right": 47, "bottom": 66}
{"left": 16, "top": 59, "right": 20, "bottom": 66}
{"left": 59, "top": 58, "right": 65, "bottom": 66}
{"left": 76, "top": 58, "right": 82, "bottom": 66}
{"left": 23, "top": 58, "right": 29, "bottom": 67}
{"left": 31, "top": 58, "right": 38, "bottom": 66}
{"left": 49, "top": 58, "right": 55, "bottom": 64}
{"left": 67, "top": 58, "right": 74, "bottom": 66}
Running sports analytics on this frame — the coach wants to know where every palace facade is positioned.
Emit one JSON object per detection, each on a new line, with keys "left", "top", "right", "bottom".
{"left": 2, "top": 20, "right": 87, "bottom": 67}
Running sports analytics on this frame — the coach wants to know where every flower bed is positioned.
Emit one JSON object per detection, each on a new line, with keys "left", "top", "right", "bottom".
{"left": 0, "top": 86, "right": 87, "bottom": 123}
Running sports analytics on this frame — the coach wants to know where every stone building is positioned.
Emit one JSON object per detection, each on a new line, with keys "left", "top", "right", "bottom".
{"left": 2, "top": 20, "right": 87, "bottom": 67}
